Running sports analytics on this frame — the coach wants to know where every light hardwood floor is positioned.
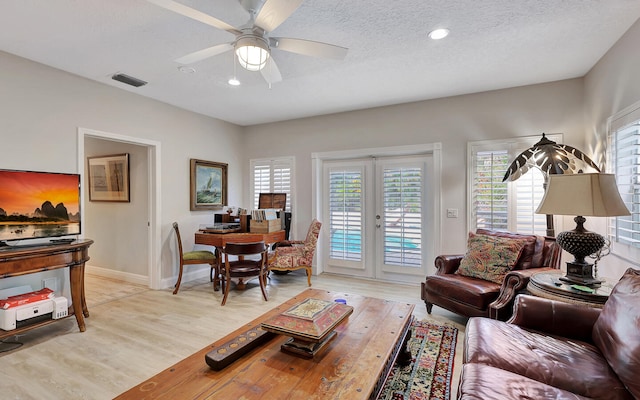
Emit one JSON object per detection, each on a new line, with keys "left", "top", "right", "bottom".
{"left": 0, "top": 271, "right": 467, "bottom": 399}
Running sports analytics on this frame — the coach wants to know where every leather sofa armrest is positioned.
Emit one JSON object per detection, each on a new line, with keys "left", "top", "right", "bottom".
{"left": 434, "top": 255, "right": 464, "bottom": 275}
{"left": 507, "top": 294, "right": 601, "bottom": 343}
{"left": 488, "top": 267, "right": 557, "bottom": 320}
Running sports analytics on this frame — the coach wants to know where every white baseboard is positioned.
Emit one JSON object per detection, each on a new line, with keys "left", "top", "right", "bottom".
{"left": 86, "top": 265, "right": 148, "bottom": 286}
{"left": 87, "top": 264, "right": 212, "bottom": 290}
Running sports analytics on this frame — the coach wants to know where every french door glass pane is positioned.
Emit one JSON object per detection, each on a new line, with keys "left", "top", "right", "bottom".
{"left": 328, "top": 170, "right": 362, "bottom": 261}
{"left": 382, "top": 167, "right": 422, "bottom": 267}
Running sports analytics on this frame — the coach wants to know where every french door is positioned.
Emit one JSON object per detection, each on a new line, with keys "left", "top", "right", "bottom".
{"left": 322, "top": 155, "right": 433, "bottom": 283}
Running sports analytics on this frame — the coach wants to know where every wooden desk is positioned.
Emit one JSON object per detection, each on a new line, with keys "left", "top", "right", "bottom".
{"left": 195, "top": 230, "right": 286, "bottom": 248}
{"left": 195, "top": 230, "right": 286, "bottom": 290}
{"left": 116, "top": 288, "right": 414, "bottom": 400}
{"left": 0, "top": 239, "right": 93, "bottom": 338}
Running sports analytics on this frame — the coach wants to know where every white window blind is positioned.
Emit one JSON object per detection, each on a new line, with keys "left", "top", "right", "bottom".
{"left": 469, "top": 136, "right": 555, "bottom": 235}
{"left": 382, "top": 166, "right": 422, "bottom": 267}
{"left": 328, "top": 169, "right": 363, "bottom": 262}
{"left": 608, "top": 105, "right": 640, "bottom": 249}
{"left": 473, "top": 150, "right": 509, "bottom": 231}
{"left": 250, "top": 157, "right": 294, "bottom": 211}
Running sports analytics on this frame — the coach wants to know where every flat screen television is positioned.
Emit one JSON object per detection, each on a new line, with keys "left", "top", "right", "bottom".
{"left": 0, "top": 169, "right": 81, "bottom": 246}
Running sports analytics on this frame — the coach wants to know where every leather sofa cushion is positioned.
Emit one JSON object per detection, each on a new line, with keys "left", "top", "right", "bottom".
{"left": 423, "top": 274, "right": 500, "bottom": 310}
{"left": 458, "top": 363, "right": 590, "bottom": 400}
{"left": 465, "top": 318, "right": 632, "bottom": 400}
{"left": 593, "top": 268, "right": 640, "bottom": 399}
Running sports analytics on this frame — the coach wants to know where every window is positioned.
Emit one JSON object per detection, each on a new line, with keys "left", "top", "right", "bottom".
{"left": 608, "top": 101, "right": 640, "bottom": 251}
{"left": 250, "top": 157, "right": 294, "bottom": 211}
{"left": 468, "top": 135, "right": 558, "bottom": 235}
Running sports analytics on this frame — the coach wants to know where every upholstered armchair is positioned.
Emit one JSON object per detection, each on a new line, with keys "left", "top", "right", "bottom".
{"left": 420, "top": 229, "right": 561, "bottom": 320}
{"left": 268, "top": 219, "right": 321, "bottom": 286}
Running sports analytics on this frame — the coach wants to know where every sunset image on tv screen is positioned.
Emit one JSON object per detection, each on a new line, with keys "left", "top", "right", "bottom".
{"left": 0, "top": 170, "right": 81, "bottom": 241}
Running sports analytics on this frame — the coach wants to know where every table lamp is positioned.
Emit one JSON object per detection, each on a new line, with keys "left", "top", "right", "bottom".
{"left": 535, "top": 173, "right": 629, "bottom": 286}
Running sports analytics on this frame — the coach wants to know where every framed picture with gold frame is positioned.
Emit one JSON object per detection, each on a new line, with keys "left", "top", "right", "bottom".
{"left": 87, "top": 153, "right": 130, "bottom": 202}
{"left": 190, "top": 159, "right": 227, "bottom": 210}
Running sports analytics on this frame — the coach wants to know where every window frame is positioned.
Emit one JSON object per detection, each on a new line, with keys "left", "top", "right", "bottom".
{"left": 606, "top": 99, "right": 640, "bottom": 264}
{"left": 467, "top": 134, "right": 562, "bottom": 235}
{"left": 249, "top": 156, "right": 295, "bottom": 213}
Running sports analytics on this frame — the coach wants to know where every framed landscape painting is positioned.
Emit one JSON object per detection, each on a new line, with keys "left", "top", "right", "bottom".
{"left": 190, "top": 159, "right": 227, "bottom": 210}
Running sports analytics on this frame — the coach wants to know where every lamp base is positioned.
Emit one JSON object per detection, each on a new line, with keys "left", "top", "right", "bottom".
{"left": 559, "top": 261, "right": 603, "bottom": 287}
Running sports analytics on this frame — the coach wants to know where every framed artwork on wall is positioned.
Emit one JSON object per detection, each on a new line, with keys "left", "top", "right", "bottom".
{"left": 190, "top": 159, "right": 227, "bottom": 210}
{"left": 88, "top": 153, "right": 130, "bottom": 202}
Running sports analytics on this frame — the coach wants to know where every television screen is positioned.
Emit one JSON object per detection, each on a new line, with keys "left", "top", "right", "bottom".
{"left": 0, "top": 169, "right": 81, "bottom": 243}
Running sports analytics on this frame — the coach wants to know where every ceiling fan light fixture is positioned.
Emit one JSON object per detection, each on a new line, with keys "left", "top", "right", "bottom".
{"left": 235, "top": 36, "right": 270, "bottom": 71}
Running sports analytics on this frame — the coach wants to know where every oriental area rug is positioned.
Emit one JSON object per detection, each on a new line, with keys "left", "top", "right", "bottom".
{"left": 379, "top": 320, "right": 458, "bottom": 400}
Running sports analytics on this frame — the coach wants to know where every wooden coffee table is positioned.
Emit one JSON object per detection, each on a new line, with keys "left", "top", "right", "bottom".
{"left": 115, "top": 288, "right": 414, "bottom": 400}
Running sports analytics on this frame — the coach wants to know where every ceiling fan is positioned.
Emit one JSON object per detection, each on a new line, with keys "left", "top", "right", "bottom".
{"left": 147, "top": 0, "right": 348, "bottom": 85}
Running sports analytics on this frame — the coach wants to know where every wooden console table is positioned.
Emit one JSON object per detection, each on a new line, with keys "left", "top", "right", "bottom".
{"left": 116, "top": 288, "right": 415, "bottom": 400}
{"left": 0, "top": 239, "right": 93, "bottom": 338}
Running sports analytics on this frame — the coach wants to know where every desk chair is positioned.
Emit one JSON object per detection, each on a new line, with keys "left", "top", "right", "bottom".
{"left": 219, "top": 238, "right": 268, "bottom": 306}
{"left": 172, "top": 222, "right": 217, "bottom": 295}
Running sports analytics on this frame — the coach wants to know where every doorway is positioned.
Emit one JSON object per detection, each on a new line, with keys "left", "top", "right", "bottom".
{"left": 77, "top": 128, "right": 162, "bottom": 289}
{"left": 314, "top": 144, "right": 441, "bottom": 284}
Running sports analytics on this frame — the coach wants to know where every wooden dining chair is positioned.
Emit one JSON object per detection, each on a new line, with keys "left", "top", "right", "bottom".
{"left": 219, "top": 237, "right": 268, "bottom": 306}
{"left": 172, "top": 222, "right": 217, "bottom": 295}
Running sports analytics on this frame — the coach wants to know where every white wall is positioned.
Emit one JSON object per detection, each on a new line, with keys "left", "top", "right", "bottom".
{"left": 0, "top": 50, "right": 244, "bottom": 292}
{"left": 584, "top": 19, "right": 640, "bottom": 280}
{"left": 244, "top": 79, "right": 586, "bottom": 257}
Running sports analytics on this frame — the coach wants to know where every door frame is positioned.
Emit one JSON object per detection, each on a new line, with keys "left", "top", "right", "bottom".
{"left": 312, "top": 143, "right": 442, "bottom": 279}
{"left": 77, "top": 127, "right": 162, "bottom": 289}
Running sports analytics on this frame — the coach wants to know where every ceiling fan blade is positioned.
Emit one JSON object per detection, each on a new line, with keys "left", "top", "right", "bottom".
{"left": 147, "top": 0, "right": 241, "bottom": 35}
{"left": 273, "top": 37, "right": 348, "bottom": 60}
{"left": 254, "top": 0, "right": 303, "bottom": 32}
{"left": 175, "top": 43, "right": 233, "bottom": 65}
{"left": 261, "top": 57, "right": 283, "bottom": 84}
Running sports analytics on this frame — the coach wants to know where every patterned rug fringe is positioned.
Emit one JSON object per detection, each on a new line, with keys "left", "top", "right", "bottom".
{"left": 378, "top": 319, "right": 458, "bottom": 400}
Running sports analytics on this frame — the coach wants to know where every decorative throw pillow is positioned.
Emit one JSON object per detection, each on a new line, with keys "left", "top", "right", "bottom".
{"left": 456, "top": 232, "right": 528, "bottom": 284}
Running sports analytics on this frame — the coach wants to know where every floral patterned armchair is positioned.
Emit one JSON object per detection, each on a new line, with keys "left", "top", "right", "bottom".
{"left": 268, "top": 219, "right": 321, "bottom": 286}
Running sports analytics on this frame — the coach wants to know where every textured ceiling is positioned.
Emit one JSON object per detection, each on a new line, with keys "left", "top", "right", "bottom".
{"left": 1, "top": 1, "right": 639, "bottom": 126}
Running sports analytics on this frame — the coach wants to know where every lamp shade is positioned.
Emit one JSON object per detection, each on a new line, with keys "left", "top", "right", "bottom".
{"left": 536, "top": 173, "right": 630, "bottom": 217}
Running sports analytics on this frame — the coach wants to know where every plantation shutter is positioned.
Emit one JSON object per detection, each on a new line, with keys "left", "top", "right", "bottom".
{"left": 250, "top": 157, "right": 294, "bottom": 211}
{"left": 472, "top": 150, "right": 509, "bottom": 231}
{"left": 469, "top": 136, "right": 555, "bottom": 235}
{"left": 328, "top": 168, "right": 363, "bottom": 262}
{"left": 382, "top": 166, "right": 422, "bottom": 267}
{"left": 609, "top": 111, "right": 640, "bottom": 248}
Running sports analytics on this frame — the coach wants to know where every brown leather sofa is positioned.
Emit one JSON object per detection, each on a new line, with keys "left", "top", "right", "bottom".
{"left": 420, "top": 229, "right": 561, "bottom": 320}
{"left": 458, "top": 268, "right": 640, "bottom": 400}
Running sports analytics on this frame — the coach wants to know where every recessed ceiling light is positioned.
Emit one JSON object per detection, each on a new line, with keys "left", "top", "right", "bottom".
{"left": 428, "top": 28, "right": 450, "bottom": 40}
{"left": 228, "top": 78, "right": 240, "bottom": 86}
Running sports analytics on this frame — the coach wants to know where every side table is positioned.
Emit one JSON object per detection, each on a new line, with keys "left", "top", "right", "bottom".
{"left": 527, "top": 271, "right": 613, "bottom": 308}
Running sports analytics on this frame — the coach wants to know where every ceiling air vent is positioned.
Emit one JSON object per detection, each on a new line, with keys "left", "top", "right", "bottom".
{"left": 111, "top": 73, "right": 147, "bottom": 87}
